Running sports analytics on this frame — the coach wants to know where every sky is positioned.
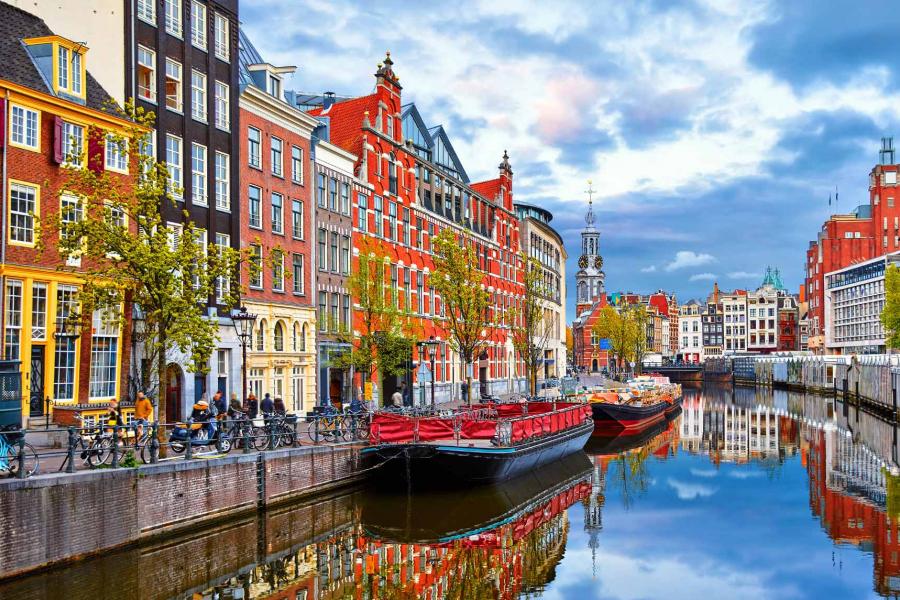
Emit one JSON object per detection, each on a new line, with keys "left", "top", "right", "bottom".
{"left": 241, "top": 0, "right": 900, "bottom": 318}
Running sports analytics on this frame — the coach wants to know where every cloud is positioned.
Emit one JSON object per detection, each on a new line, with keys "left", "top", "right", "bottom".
{"left": 667, "top": 478, "right": 718, "bottom": 500}
{"left": 665, "top": 251, "right": 716, "bottom": 272}
{"left": 689, "top": 468, "right": 719, "bottom": 478}
{"left": 728, "top": 271, "right": 762, "bottom": 279}
{"left": 689, "top": 273, "right": 717, "bottom": 282}
{"left": 641, "top": 265, "right": 657, "bottom": 273}
{"left": 728, "top": 470, "right": 765, "bottom": 480}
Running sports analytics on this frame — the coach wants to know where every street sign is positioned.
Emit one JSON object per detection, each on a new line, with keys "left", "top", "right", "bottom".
{"left": 417, "top": 363, "right": 432, "bottom": 383}
{"left": 363, "top": 382, "right": 373, "bottom": 400}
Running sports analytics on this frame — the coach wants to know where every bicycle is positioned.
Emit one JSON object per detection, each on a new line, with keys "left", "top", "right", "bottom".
{"left": 313, "top": 411, "right": 347, "bottom": 442}
{"left": 344, "top": 410, "right": 370, "bottom": 441}
{"left": 0, "top": 425, "right": 39, "bottom": 478}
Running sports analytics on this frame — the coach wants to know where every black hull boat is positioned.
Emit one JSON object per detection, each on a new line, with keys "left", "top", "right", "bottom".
{"left": 363, "top": 401, "right": 593, "bottom": 488}
{"left": 592, "top": 393, "right": 683, "bottom": 435}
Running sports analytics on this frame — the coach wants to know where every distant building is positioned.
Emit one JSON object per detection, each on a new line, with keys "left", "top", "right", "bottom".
{"left": 572, "top": 195, "right": 609, "bottom": 372}
{"left": 678, "top": 300, "right": 704, "bottom": 364}
{"left": 702, "top": 300, "right": 723, "bottom": 358}
{"left": 721, "top": 290, "right": 748, "bottom": 353}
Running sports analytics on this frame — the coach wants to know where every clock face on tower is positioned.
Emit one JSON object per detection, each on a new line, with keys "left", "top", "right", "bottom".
{"left": 578, "top": 255, "right": 588, "bottom": 269}
{"left": 594, "top": 256, "right": 603, "bottom": 269}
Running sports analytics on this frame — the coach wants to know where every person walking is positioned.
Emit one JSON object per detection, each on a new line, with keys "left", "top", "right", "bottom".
{"left": 134, "top": 392, "right": 154, "bottom": 441}
{"left": 247, "top": 394, "right": 259, "bottom": 419}
{"left": 273, "top": 397, "right": 286, "bottom": 415}
{"left": 261, "top": 393, "right": 275, "bottom": 415}
{"left": 391, "top": 388, "right": 403, "bottom": 409}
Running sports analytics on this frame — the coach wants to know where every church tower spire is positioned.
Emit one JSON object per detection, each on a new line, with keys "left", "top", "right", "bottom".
{"left": 576, "top": 180, "right": 605, "bottom": 314}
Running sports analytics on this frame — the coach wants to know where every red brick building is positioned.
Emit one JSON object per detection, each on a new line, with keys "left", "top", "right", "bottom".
{"left": 308, "top": 54, "right": 525, "bottom": 405}
{"left": 238, "top": 60, "right": 318, "bottom": 412}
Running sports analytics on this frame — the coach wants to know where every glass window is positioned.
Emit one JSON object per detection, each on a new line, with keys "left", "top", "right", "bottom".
{"left": 60, "top": 193, "right": 84, "bottom": 266}
{"left": 190, "top": 70, "right": 207, "bottom": 121}
{"left": 31, "top": 282, "right": 47, "bottom": 341}
{"left": 358, "top": 193, "right": 368, "bottom": 232}
{"left": 9, "top": 182, "right": 36, "bottom": 245}
{"left": 340, "top": 182, "right": 350, "bottom": 215}
{"left": 57, "top": 46, "right": 69, "bottom": 91}
{"left": 330, "top": 295, "right": 339, "bottom": 332}
{"left": 213, "top": 13, "right": 229, "bottom": 60}
{"left": 4, "top": 280, "right": 22, "bottom": 360}
{"left": 165, "top": 134, "right": 183, "bottom": 198}
{"left": 214, "top": 151, "right": 230, "bottom": 211}
{"left": 272, "top": 251, "right": 284, "bottom": 292}
{"left": 61, "top": 121, "right": 84, "bottom": 167}
{"left": 318, "top": 292, "right": 327, "bottom": 331}
{"left": 249, "top": 244, "right": 262, "bottom": 288}
{"left": 215, "top": 233, "right": 230, "bottom": 303}
{"left": 271, "top": 137, "right": 283, "bottom": 176}
{"left": 105, "top": 133, "right": 128, "bottom": 172}
{"left": 291, "top": 200, "right": 303, "bottom": 239}
{"left": 342, "top": 294, "right": 350, "bottom": 330}
{"left": 330, "top": 232, "right": 338, "bottom": 273}
{"left": 190, "top": 1, "right": 207, "bottom": 49}
{"left": 329, "top": 177, "right": 338, "bottom": 211}
{"left": 191, "top": 143, "right": 207, "bottom": 205}
{"left": 248, "top": 127, "right": 261, "bottom": 168}
{"left": 291, "top": 146, "right": 303, "bottom": 183}
{"left": 274, "top": 322, "right": 284, "bottom": 351}
{"left": 164, "top": 58, "right": 183, "bottom": 112}
{"left": 248, "top": 185, "right": 261, "bottom": 228}
{"left": 165, "top": 0, "right": 182, "bottom": 36}
{"left": 89, "top": 310, "right": 120, "bottom": 399}
{"left": 137, "top": 0, "right": 156, "bottom": 23}
{"left": 137, "top": 46, "right": 156, "bottom": 101}
{"left": 10, "top": 105, "right": 39, "bottom": 149}
{"left": 318, "top": 229, "right": 326, "bottom": 270}
{"left": 317, "top": 173, "right": 326, "bottom": 207}
{"left": 214, "top": 81, "right": 230, "bottom": 130}
{"left": 292, "top": 254, "right": 304, "bottom": 294}
{"left": 341, "top": 235, "right": 350, "bottom": 274}
{"left": 271, "top": 193, "right": 283, "bottom": 233}
{"left": 53, "top": 285, "right": 79, "bottom": 401}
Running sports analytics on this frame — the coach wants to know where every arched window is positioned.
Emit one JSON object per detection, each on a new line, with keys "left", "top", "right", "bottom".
{"left": 274, "top": 321, "right": 284, "bottom": 352}
{"left": 292, "top": 323, "right": 299, "bottom": 352}
{"left": 256, "top": 319, "right": 267, "bottom": 352}
{"left": 388, "top": 152, "right": 398, "bottom": 194}
{"left": 301, "top": 323, "right": 307, "bottom": 352}
{"left": 578, "top": 282, "right": 587, "bottom": 301}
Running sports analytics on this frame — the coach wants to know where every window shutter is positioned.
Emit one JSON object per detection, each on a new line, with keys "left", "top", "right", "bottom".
{"left": 53, "top": 116, "right": 64, "bottom": 163}
{"left": 0, "top": 98, "right": 5, "bottom": 149}
{"left": 88, "top": 130, "right": 104, "bottom": 173}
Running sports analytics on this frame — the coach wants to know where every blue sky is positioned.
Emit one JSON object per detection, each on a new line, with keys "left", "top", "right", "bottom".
{"left": 242, "top": 0, "right": 900, "bottom": 317}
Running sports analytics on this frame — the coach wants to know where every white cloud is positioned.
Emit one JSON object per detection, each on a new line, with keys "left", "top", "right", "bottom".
{"left": 665, "top": 250, "right": 716, "bottom": 271}
{"left": 689, "top": 468, "right": 718, "bottom": 478}
{"left": 667, "top": 478, "right": 718, "bottom": 500}
{"left": 689, "top": 272, "right": 717, "bottom": 282}
{"left": 728, "top": 271, "right": 762, "bottom": 279}
{"left": 728, "top": 470, "right": 765, "bottom": 480}
{"left": 640, "top": 265, "right": 657, "bottom": 273}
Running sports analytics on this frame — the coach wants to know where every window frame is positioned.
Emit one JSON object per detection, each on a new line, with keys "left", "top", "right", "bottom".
{"left": 213, "top": 12, "right": 230, "bottom": 60}
{"left": 190, "top": 69, "right": 207, "bottom": 122}
{"left": 271, "top": 192, "right": 284, "bottom": 234}
{"left": 291, "top": 199, "right": 304, "bottom": 240}
{"left": 291, "top": 146, "right": 303, "bottom": 184}
{"left": 190, "top": 0, "right": 207, "bottom": 50}
{"left": 249, "top": 244, "right": 263, "bottom": 289}
{"left": 270, "top": 136, "right": 283, "bottom": 177}
{"left": 214, "top": 80, "right": 230, "bottom": 131}
{"left": 248, "top": 185, "right": 262, "bottom": 229}
{"left": 137, "top": 0, "right": 156, "bottom": 24}
{"left": 9, "top": 103, "right": 40, "bottom": 152}
{"left": 8, "top": 180, "right": 38, "bottom": 247}
{"left": 191, "top": 142, "right": 208, "bottom": 206}
{"left": 104, "top": 133, "right": 129, "bottom": 173}
{"left": 165, "top": 0, "right": 183, "bottom": 38}
{"left": 164, "top": 58, "right": 184, "bottom": 113}
{"left": 214, "top": 151, "right": 230, "bottom": 212}
{"left": 165, "top": 134, "right": 183, "bottom": 200}
{"left": 248, "top": 126, "right": 261, "bottom": 169}
{"left": 137, "top": 45, "right": 157, "bottom": 102}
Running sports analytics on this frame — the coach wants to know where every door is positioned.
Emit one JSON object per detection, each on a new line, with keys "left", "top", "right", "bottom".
{"left": 29, "top": 346, "right": 45, "bottom": 416}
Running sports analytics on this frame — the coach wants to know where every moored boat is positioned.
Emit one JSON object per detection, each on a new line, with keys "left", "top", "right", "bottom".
{"left": 589, "top": 376, "right": 682, "bottom": 434}
{"left": 362, "top": 401, "right": 593, "bottom": 488}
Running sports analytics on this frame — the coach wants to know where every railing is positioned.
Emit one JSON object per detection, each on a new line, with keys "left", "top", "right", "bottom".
{"left": 0, "top": 412, "right": 371, "bottom": 479}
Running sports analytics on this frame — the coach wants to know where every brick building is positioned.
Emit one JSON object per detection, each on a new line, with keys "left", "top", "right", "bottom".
{"left": 0, "top": 4, "right": 134, "bottom": 424}
{"left": 304, "top": 54, "right": 525, "bottom": 405}
{"left": 237, "top": 31, "right": 317, "bottom": 413}
{"left": 572, "top": 196, "right": 609, "bottom": 372}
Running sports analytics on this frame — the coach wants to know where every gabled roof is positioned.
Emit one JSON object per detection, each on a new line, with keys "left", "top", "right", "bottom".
{"left": 400, "top": 103, "right": 470, "bottom": 183}
{"left": 471, "top": 178, "right": 502, "bottom": 202}
{"left": 428, "top": 124, "right": 469, "bottom": 183}
{"left": 308, "top": 94, "right": 379, "bottom": 156}
{"left": 237, "top": 28, "right": 264, "bottom": 89}
{"left": 0, "top": 2, "right": 116, "bottom": 113}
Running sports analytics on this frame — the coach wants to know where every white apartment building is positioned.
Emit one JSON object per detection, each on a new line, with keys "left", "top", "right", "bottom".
{"left": 722, "top": 293, "right": 747, "bottom": 353}
{"left": 678, "top": 300, "right": 703, "bottom": 363}
{"left": 824, "top": 252, "right": 900, "bottom": 354}
{"left": 748, "top": 285, "right": 778, "bottom": 352}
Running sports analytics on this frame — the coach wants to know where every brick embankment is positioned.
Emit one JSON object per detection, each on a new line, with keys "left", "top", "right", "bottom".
{"left": 0, "top": 444, "right": 365, "bottom": 581}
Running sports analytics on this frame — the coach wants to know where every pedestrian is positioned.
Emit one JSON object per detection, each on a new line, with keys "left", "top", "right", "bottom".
{"left": 400, "top": 381, "right": 409, "bottom": 406}
{"left": 391, "top": 388, "right": 403, "bottom": 408}
{"left": 273, "top": 397, "right": 286, "bottom": 415}
{"left": 190, "top": 398, "right": 213, "bottom": 438}
{"left": 247, "top": 393, "right": 259, "bottom": 419}
{"left": 106, "top": 400, "right": 124, "bottom": 442}
{"left": 213, "top": 390, "right": 226, "bottom": 415}
{"left": 228, "top": 393, "right": 243, "bottom": 417}
{"left": 134, "top": 391, "right": 154, "bottom": 439}
{"left": 261, "top": 393, "right": 274, "bottom": 415}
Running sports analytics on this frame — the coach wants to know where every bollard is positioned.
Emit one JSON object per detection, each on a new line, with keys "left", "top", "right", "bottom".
{"left": 150, "top": 422, "right": 159, "bottom": 464}
{"left": 66, "top": 427, "right": 76, "bottom": 474}
{"left": 111, "top": 424, "right": 120, "bottom": 468}
{"left": 185, "top": 419, "right": 193, "bottom": 460}
{"left": 16, "top": 432, "right": 26, "bottom": 479}
{"left": 243, "top": 420, "right": 251, "bottom": 454}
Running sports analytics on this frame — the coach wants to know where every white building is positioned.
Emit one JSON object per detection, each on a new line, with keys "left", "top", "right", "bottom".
{"left": 824, "top": 252, "right": 900, "bottom": 354}
{"left": 722, "top": 292, "right": 748, "bottom": 353}
{"left": 678, "top": 300, "right": 703, "bottom": 363}
{"left": 748, "top": 286, "right": 778, "bottom": 352}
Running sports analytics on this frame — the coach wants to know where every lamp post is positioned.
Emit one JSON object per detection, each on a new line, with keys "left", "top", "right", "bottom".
{"left": 427, "top": 337, "right": 437, "bottom": 407}
{"left": 231, "top": 306, "right": 257, "bottom": 403}
{"left": 51, "top": 312, "right": 81, "bottom": 425}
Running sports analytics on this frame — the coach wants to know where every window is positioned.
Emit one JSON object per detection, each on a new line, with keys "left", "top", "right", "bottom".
{"left": 60, "top": 193, "right": 84, "bottom": 267}
{"left": 248, "top": 185, "right": 262, "bottom": 228}
{"left": 374, "top": 196, "right": 383, "bottom": 236}
{"left": 330, "top": 295, "right": 339, "bottom": 332}
{"left": 249, "top": 368, "right": 263, "bottom": 399}
{"left": 249, "top": 244, "right": 263, "bottom": 288}
{"left": 191, "top": 143, "right": 207, "bottom": 205}
{"left": 53, "top": 285, "right": 78, "bottom": 401}
{"left": 215, "top": 233, "right": 230, "bottom": 303}
{"left": 137, "top": 0, "right": 156, "bottom": 23}
{"left": 387, "top": 201, "right": 396, "bottom": 241}
{"left": 256, "top": 320, "right": 266, "bottom": 352}
{"left": 340, "top": 182, "right": 350, "bottom": 215}
{"left": 89, "top": 310, "right": 119, "bottom": 399}
{"left": 341, "top": 235, "right": 350, "bottom": 274}
{"left": 214, "top": 13, "right": 229, "bottom": 60}
{"left": 342, "top": 294, "right": 350, "bottom": 330}
{"left": 190, "top": 70, "right": 207, "bottom": 121}
{"left": 214, "top": 81, "right": 230, "bottom": 130}
{"left": 61, "top": 122, "right": 84, "bottom": 167}
{"left": 274, "top": 322, "right": 284, "bottom": 351}
{"left": 31, "top": 282, "right": 47, "bottom": 341}
{"left": 291, "top": 146, "right": 303, "bottom": 183}
{"left": 9, "top": 182, "right": 37, "bottom": 245}
{"left": 165, "top": 59, "right": 183, "bottom": 112}
{"left": 292, "top": 254, "right": 305, "bottom": 294}
{"left": 291, "top": 366, "right": 303, "bottom": 411}
{"left": 248, "top": 127, "right": 261, "bottom": 168}
{"left": 300, "top": 324, "right": 307, "bottom": 352}
{"left": 191, "top": 1, "right": 207, "bottom": 49}
{"left": 165, "top": 134, "right": 183, "bottom": 198}
{"left": 267, "top": 75, "right": 281, "bottom": 99}
{"left": 358, "top": 193, "right": 368, "bottom": 232}
{"left": 271, "top": 193, "right": 283, "bottom": 233}
{"left": 292, "top": 200, "right": 304, "bottom": 239}
{"left": 57, "top": 46, "right": 69, "bottom": 91}
{"left": 10, "top": 105, "right": 39, "bottom": 150}
{"left": 318, "top": 229, "right": 327, "bottom": 270}
{"left": 165, "top": 0, "right": 182, "bottom": 36}
{"left": 329, "top": 177, "right": 338, "bottom": 211}
{"left": 317, "top": 173, "right": 326, "bottom": 207}
{"left": 137, "top": 46, "right": 156, "bottom": 101}
{"left": 4, "top": 281, "right": 22, "bottom": 360}
{"left": 330, "top": 232, "right": 339, "bottom": 273}
{"left": 318, "top": 292, "right": 327, "bottom": 331}
{"left": 215, "top": 151, "right": 230, "bottom": 211}
{"left": 271, "top": 137, "right": 283, "bottom": 176}
{"left": 105, "top": 133, "right": 128, "bottom": 172}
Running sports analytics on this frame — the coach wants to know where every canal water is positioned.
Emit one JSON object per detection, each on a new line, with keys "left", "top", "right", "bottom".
{"left": 3, "top": 384, "right": 899, "bottom": 599}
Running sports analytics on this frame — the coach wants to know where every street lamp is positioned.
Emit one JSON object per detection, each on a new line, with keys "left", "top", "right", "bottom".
{"left": 416, "top": 336, "right": 438, "bottom": 407}
{"left": 231, "top": 306, "right": 257, "bottom": 403}
{"left": 131, "top": 304, "right": 146, "bottom": 399}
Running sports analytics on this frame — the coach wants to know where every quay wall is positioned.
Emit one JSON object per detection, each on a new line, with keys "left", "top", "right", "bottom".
{"left": 0, "top": 444, "right": 364, "bottom": 581}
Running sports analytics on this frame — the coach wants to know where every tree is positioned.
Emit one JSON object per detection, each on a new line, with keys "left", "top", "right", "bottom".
{"left": 627, "top": 304, "right": 650, "bottom": 374}
{"left": 430, "top": 228, "right": 494, "bottom": 405}
{"left": 511, "top": 255, "right": 554, "bottom": 397}
{"left": 592, "top": 306, "right": 630, "bottom": 372}
{"left": 41, "top": 103, "right": 246, "bottom": 440}
{"left": 883, "top": 264, "right": 900, "bottom": 349}
{"left": 334, "top": 237, "right": 415, "bottom": 404}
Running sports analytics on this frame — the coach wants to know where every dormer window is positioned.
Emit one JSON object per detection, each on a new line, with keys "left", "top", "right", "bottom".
{"left": 267, "top": 75, "right": 281, "bottom": 99}
{"left": 24, "top": 36, "right": 87, "bottom": 100}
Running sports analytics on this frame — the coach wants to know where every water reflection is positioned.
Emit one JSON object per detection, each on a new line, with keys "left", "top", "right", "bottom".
{"left": 7, "top": 385, "right": 900, "bottom": 598}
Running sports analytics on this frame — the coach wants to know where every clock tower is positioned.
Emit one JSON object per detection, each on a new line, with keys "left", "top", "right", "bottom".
{"left": 575, "top": 181, "right": 605, "bottom": 315}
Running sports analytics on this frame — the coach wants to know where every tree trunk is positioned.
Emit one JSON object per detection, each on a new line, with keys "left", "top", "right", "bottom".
{"left": 156, "top": 324, "right": 168, "bottom": 458}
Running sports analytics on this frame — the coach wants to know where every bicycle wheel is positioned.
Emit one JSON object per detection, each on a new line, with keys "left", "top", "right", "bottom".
{"left": 251, "top": 426, "right": 270, "bottom": 450}
{"left": 313, "top": 418, "right": 334, "bottom": 443}
{"left": 354, "top": 418, "right": 370, "bottom": 441}
{"left": 0, "top": 441, "right": 15, "bottom": 474}
{"left": 279, "top": 423, "right": 296, "bottom": 447}
{"left": 9, "top": 443, "right": 39, "bottom": 477}
{"left": 87, "top": 437, "right": 112, "bottom": 467}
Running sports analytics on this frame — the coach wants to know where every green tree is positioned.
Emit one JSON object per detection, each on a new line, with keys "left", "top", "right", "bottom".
{"left": 41, "top": 103, "right": 246, "bottom": 439}
{"left": 626, "top": 304, "right": 650, "bottom": 374}
{"left": 883, "top": 264, "right": 900, "bottom": 348}
{"left": 334, "top": 237, "right": 415, "bottom": 404}
{"left": 511, "top": 255, "right": 553, "bottom": 397}
{"left": 592, "top": 306, "right": 630, "bottom": 372}
{"left": 430, "top": 228, "right": 494, "bottom": 405}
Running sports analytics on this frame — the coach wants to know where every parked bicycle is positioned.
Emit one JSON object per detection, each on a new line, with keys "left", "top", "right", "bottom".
{"left": 0, "top": 425, "right": 38, "bottom": 478}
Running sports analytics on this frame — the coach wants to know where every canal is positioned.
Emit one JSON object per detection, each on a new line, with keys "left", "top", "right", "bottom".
{"left": 3, "top": 384, "right": 898, "bottom": 599}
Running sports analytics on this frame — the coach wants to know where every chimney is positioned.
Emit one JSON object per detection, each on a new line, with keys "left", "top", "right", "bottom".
{"left": 323, "top": 91, "right": 336, "bottom": 110}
